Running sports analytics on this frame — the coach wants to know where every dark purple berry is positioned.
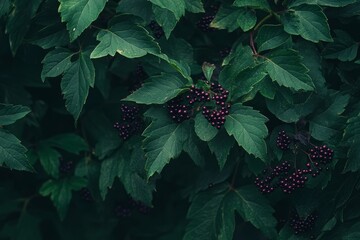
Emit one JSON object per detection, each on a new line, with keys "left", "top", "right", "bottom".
{"left": 80, "top": 187, "right": 93, "bottom": 202}
{"left": 309, "top": 145, "right": 334, "bottom": 165}
{"left": 114, "top": 104, "right": 143, "bottom": 140}
{"left": 167, "top": 96, "right": 192, "bottom": 123}
{"left": 115, "top": 205, "right": 132, "bottom": 218}
{"left": 276, "top": 130, "right": 291, "bottom": 150}
{"left": 59, "top": 159, "right": 73, "bottom": 174}
{"left": 197, "top": 14, "right": 216, "bottom": 32}
{"left": 149, "top": 21, "right": 164, "bottom": 39}
{"left": 201, "top": 82, "right": 231, "bottom": 129}
{"left": 279, "top": 169, "right": 308, "bottom": 194}
{"left": 219, "top": 47, "right": 231, "bottom": 58}
{"left": 290, "top": 212, "right": 318, "bottom": 235}
{"left": 254, "top": 160, "right": 292, "bottom": 194}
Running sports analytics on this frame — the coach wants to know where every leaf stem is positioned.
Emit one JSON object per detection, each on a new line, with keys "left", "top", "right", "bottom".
{"left": 254, "top": 12, "right": 273, "bottom": 32}
{"left": 249, "top": 31, "right": 258, "bottom": 55}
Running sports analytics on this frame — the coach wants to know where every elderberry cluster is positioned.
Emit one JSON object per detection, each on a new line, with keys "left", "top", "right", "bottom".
{"left": 114, "top": 104, "right": 142, "bottom": 140}
{"left": 187, "top": 85, "right": 210, "bottom": 104}
{"left": 305, "top": 145, "right": 333, "bottom": 177}
{"left": 148, "top": 21, "right": 164, "bottom": 39}
{"left": 80, "top": 187, "right": 93, "bottom": 202}
{"left": 115, "top": 199, "right": 151, "bottom": 218}
{"left": 166, "top": 85, "right": 212, "bottom": 123}
{"left": 277, "top": 130, "right": 291, "bottom": 150}
{"left": 279, "top": 169, "right": 308, "bottom": 194}
{"left": 309, "top": 145, "right": 334, "bottom": 165}
{"left": 202, "top": 82, "right": 231, "bottom": 129}
{"left": 197, "top": 5, "right": 219, "bottom": 32}
{"left": 290, "top": 212, "right": 318, "bottom": 235}
{"left": 166, "top": 81, "right": 231, "bottom": 128}
{"left": 129, "top": 199, "right": 151, "bottom": 214}
{"left": 255, "top": 132, "right": 335, "bottom": 194}
{"left": 59, "top": 158, "right": 74, "bottom": 174}
{"left": 167, "top": 97, "right": 192, "bottom": 123}
{"left": 219, "top": 47, "right": 231, "bottom": 58}
{"left": 254, "top": 161, "right": 292, "bottom": 194}
{"left": 115, "top": 205, "right": 132, "bottom": 218}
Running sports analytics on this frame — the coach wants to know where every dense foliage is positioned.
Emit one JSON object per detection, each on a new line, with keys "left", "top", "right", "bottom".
{"left": 1, "top": 0, "right": 360, "bottom": 239}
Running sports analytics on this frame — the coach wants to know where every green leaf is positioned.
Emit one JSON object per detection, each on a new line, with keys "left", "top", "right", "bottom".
{"left": 331, "top": 2, "right": 360, "bottom": 17}
{"left": 58, "top": 0, "right": 107, "bottom": 41}
{"left": 184, "top": 0, "right": 204, "bottom": 13}
{"left": 120, "top": 147, "right": 154, "bottom": 205}
{"left": 117, "top": 0, "right": 153, "bottom": 22}
{"left": 61, "top": 50, "right": 95, "bottom": 120}
{"left": 99, "top": 148, "right": 126, "bottom": 199}
{"left": 184, "top": 186, "right": 226, "bottom": 240}
{"left": 266, "top": 89, "right": 318, "bottom": 123}
{"left": 289, "top": 0, "right": 357, "bottom": 8}
{"left": 39, "top": 177, "right": 87, "bottom": 220}
{"left": 5, "top": 0, "right": 42, "bottom": 54}
{"left": 281, "top": 5, "right": 332, "bottom": 43}
{"left": 99, "top": 144, "right": 154, "bottom": 204}
{"left": 90, "top": 21, "right": 161, "bottom": 59}
{"left": 0, "top": 130, "right": 34, "bottom": 171}
{"left": 208, "top": 130, "right": 235, "bottom": 170}
{"left": 95, "top": 131, "right": 122, "bottom": 159}
{"left": 184, "top": 185, "right": 277, "bottom": 240}
{"left": 295, "top": 41, "right": 326, "bottom": 92}
{"left": 194, "top": 113, "right": 218, "bottom": 141}
{"left": 264, "top": 49, "right": 315, "bottom": 91}
{"left": 210, "top": 5, "right": 256, "bottom": 32}
{"left": 0, "top": 104, "right": 30, "bottom": 125}
{"left": 233, "top": 0, "right": 270, "bottom": 10}
{"left": 42, "top": 133, "right": 89, "bottom": 154}
{"left": 183, "top": 129, "right": 206, "bottom": 167}
{"left": 30, "top": 23, "right": 70, "bottom": 50}
{"left": 231, "top": 64, "right": 268, "bottom": 102}
{"left": 37, "top": 145, "right": 61, "bottom": 178}
{"left": 149, "top": 0, "right": 185, "bottom": 20}
{"left": 255, "top": 24, "right": 291, "bottom": 53}
{"left": 41, "top": 48, "right": 74, "bottom": 82}
{"left": 143, "top": 108, "right": 191, "bottom": 177}
{"left": 152, "top": 6, "right": 178, "bottom": 39}
{"left": 309, "top": 92, "right": 350, "bottom": 141}
{"left": 323, "top": 30, "right": 359, "bottom": 61}
{"left": 343, "top": 115, "right": 360, "bottom": 172}
{"left": 202, "top": 62, "right": 216, "bottom": 82}
{"left": 219, "top": 45, "right": 256, "bottom": 94}
{"left": 0, "top": 0, "right": 10, "bottom": 17}
{"left": 229, "top": 186, "right": 277, "bottom": 238}
{"left": 124, "top": 73, "right": 187, "bottom": 104}
{"left": 224, "top": 104, "right": 268, "bottom": 160}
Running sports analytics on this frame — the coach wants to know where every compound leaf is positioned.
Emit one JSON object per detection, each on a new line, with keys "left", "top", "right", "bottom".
{"left": 0, "top": 130, "right": 34, "bottom": 172}
{"left": 265, "top": 49, "right": 315, "bottom": 91}
{"left": 39, "top": 177, "right": 87, "bottom": 220}
{"left": 91, "top": 21, "right": 161, "bottom": 59}
{"left": 224, "top": 104, "right": 268, "bottom": 161}
{"left": 143, "top": 108, "right": 191, "bottom": 177}
{"left": 124, "top": 74, "right": 187, "bottom": 104}
{"left": 0, "top": 104, "right": 30, "bottom": 126}
{"left": 149, "top": 0, "right": 185, "bottom": 20}
{"left": 41, "top": 48, "right": 73, "bottom": 81}
{"left": 61, "top": 50, "right": 95, "bottom": 121}
{"left": 281, "top": 5, "right": 332, "bottom": 43}
{"left": 211, "top": 5, "right": 256, "bottom": 32}
{"left": 58, "top": 0, "right": 107, "bottom": 41}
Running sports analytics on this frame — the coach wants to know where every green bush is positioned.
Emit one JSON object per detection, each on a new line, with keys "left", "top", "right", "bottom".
{"left": 0, "top": 0, "right": 360, "bottom": 239}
